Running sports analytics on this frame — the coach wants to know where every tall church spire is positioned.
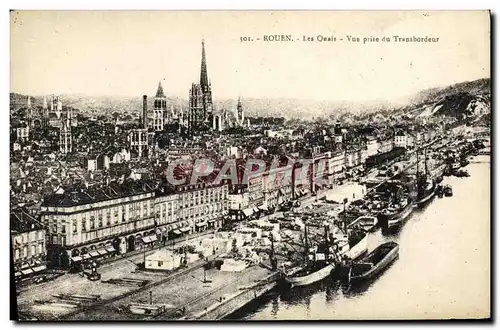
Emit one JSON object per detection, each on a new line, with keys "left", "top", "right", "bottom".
{"left": 200, "top": 39, "right": 209, "bottom": 89}
{"left": 155, "top": 81, "right": 165, "bottom": 98}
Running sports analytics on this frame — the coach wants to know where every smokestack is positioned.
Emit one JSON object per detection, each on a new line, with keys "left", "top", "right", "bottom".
{"left": 142, "top": 95, "right": 148, "bottom": 129}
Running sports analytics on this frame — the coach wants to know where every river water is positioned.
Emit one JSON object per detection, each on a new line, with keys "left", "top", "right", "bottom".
{"left": 229, "top": 156, "right": 490, "bottom": 320}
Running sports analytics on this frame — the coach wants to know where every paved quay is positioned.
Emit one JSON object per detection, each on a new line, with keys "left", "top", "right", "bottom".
{"left": 68, "top": 265, "right": 274, "bottom": 320}
{"left": 16, "top": 230, "right": 216, "bottom": 320}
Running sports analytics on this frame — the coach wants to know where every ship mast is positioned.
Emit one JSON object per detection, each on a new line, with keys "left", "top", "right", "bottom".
{"left": 416, "top": 147, "right": 420, "bottom": 177}
{"left": 424, "top": 147, "right": 429, "bottom": 177}
{"left": 303, "top": 223, "right": 309, "bottom": 265}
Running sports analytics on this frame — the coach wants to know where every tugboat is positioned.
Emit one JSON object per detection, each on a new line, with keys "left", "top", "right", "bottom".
{"left": 415, "top": 148, "right": 436, "bottom": 208}
{"left": 383, "top": 194, "right": 414, "bottom": 229}
{"left": 284, "top": 225, "right": 338, "bottom": 287}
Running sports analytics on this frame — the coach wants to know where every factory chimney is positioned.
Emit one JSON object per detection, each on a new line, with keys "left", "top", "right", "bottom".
{"left": 142, "top": 95, "right": 148, "bottom": 129}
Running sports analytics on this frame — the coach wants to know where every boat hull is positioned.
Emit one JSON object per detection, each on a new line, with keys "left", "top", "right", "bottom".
{"left": 350, "top": 243, "right": 399, "bottom": 281}
{"left": 285, "top": 263, "right": 335, "bottom": 287}
{"left": 349, "top": 216, "right": 378, "bottom": 232}
{"left": 387, "top": 201, "right": 414, "bottom": 229}
{"left": 416, "top": 182, "right": 436, "bottom": 208}
{"left": 344, "top": 234, "right": 368, "bottom": 261}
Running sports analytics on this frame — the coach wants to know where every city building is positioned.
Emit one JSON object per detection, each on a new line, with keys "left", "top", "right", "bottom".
{"left": 40, "top": 180, "right": 157, "bottom": 269}
{"left": 11, "top": 210, "right": 47, "bottom": 281}
{"left": 160, "top": 181, "right": 229, "bottom": 239}
{"left": 16, "top": 123, "right": 29, "bottom": 141}
{"left": 394, "top": 130, "right": 415, "bottom": 149}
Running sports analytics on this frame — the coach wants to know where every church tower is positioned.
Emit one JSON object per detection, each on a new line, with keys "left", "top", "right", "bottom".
{"left": 237, "top": 97, "right": 244, "bottom": 126}
{"left": 187, "top": 39, "right": 215, "bottom": 134}
{"left": 188, "top": 83, "right": 204, "bottom": 133}
{"left": 26, "top": 95, "right": 33, "bottom": 127}
{"left": 59, "top": 106, "right": 72, "bottom": 154}
{"left": 51, "top": 95, "right": 62, "bottom": 119}
{"left": 42, "top": 96, "right": 49, "bottom": 127}
{"left": 153, "top": 81, "right": 166, "bottom": 132}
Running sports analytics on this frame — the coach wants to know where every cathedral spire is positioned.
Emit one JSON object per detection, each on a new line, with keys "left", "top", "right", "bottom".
{"left": 200, "top": 39, "right": 209, "bottom": 89}
{"left": 27, "top": 95, "right": 31, "bottom": 108}
{"left": 155, "top": 81, "right": 165, "bottom": 98}
{"left": 43, "top": 96, "right": 47, "bottom": 109}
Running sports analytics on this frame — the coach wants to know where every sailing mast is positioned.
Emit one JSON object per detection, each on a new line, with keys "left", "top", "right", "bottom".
{"left": 416, "top": 146, "right": 420, "bottom": 177}
{"left": 415, "top": 146, "right": 421, "bottom": 198}
{"left": 424, "top": 147, "right": 429, "bottom": 178}
{"left": 303, "top": 223, "right": 309, "bottom": 265}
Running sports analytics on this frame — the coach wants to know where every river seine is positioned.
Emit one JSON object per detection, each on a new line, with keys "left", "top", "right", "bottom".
{"left": 229, "top": 156, "right": 490, "bottom": 320}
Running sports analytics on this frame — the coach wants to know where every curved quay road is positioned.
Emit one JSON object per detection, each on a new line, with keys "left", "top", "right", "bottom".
{"left": 230, "top": 156, "right": 491, "bottom": 320}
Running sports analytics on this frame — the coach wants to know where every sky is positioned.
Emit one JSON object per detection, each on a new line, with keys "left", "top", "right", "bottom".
{"left": 10, "top": 10, "right": 490, "bottom": 103}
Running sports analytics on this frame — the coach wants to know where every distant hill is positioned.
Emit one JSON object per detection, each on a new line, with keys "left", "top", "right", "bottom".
{"left": 10, "top": 77, "right": 490, "bottom": 120}
{"left": 10, "top": 93, "right": 394, "bottom": 120}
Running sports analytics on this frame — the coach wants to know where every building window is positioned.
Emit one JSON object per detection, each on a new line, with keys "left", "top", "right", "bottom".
{"left": 98, "top": 215, "right": 103, "bottom": 228}
{"left": 22, "top": 246, "right": 28, "bottom": 258}
{"left": 106, "top": 214, "right": 111, "bottom": 226}
{"left": 90, "top": 216, "right": 95, "bottom": 229}
{"left": 72, "top": 220, "right": 77, "bottom": 234}
{"left": 61, "top": 225, "right": 66, "bottom": 234}
{"left": 38, "top": 243, "right": 43, "bottom": 255}
{"left": 82, "top": 219, "right": 87, "bottom": 232}
{"left": 53, "top": 224, "right": 57, "bottom": 233}
{"left": 158, "top": 261, "right": 163, "bottom": 267}
{"left": 14, "top": 248, "right": 20, "bottom": 260}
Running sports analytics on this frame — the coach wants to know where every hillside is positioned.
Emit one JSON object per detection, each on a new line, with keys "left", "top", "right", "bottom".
{"left": 409, "top": 78, "right": 490, "bottom": 105}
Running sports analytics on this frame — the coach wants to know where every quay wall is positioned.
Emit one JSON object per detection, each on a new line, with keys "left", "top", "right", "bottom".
{"left": 189, "top": 272, "right": 280, "bottom": 320}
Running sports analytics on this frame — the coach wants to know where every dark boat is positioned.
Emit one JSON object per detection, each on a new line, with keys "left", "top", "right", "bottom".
{"left": 436, "top": 184, "right": 444, "bottom": 198}
{"left": 454, "top": 169, "right": 470, "bottom": 177}
{"left": 443, "top": 184, "right": 453, "bottom": 197}
{"left": 383, "top": 195, "right": 414, "bottom": 229}
{"left": 348, "top": 241, "right": 399, "bottom": 282}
